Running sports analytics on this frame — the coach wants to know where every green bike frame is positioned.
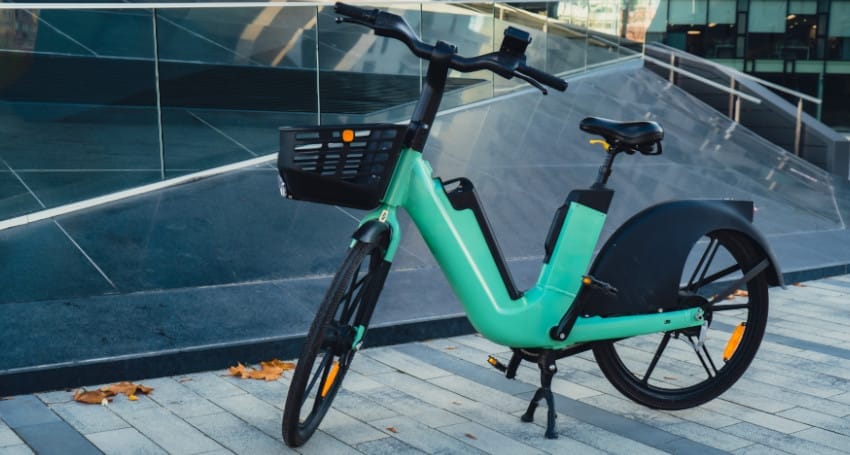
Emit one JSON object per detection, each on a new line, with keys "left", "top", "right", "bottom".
{"left": 359, "top": 148, "right": 705, "bottom": 349}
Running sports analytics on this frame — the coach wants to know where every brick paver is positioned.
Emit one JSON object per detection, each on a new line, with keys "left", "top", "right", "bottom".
{"left": 2, "top": 275, "right": 850, "bottom": 454}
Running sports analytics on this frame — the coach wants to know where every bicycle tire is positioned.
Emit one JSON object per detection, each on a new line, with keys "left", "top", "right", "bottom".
{"left": 593, "top": 230, "right": 769, "bottom": 410}
{"left": 282, "top": 240, "right": 389, "bottom": 447}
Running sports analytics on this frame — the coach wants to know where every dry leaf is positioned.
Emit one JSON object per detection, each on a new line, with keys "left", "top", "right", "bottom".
{"left": 386, "top": 426, "right": 399, "bottom": 433}
{"left": 74, "top": 389, "right": 112, "bottom": 405}
{"left": 177, "top": 377, "right": 193, "bottom": 383}
{"left": 793, "top": 283, "right": 806, "bottom": 287}
{"left": 444, "top": 346, "right": 457, "bottom": 350}
{"left": 465, "top": 433, "right": 477, "bottom": 440}
{"left": 726, "top": 289, "right": 749, "bottom": 300}
{"left": 228, "top": 360, "right": 295, "bottom": 381}
{"left": 74, "top": 382, "right": 153, "bottom": 405}
{"left": 101, "top": 382, "right": 153, "bottom": 397}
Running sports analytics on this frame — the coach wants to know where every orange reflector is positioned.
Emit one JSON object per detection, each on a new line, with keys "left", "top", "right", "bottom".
{"left": 341, "top": 129, "right": 355, "bottom": 143}
{"left": 582, "top": 277, "right": 592, "bottom": 285}
{"left": 723, "top": 323, "right": 746, "bottom": 361}
{"left": 321, "top": 361, "right": 340, "bottom": 397}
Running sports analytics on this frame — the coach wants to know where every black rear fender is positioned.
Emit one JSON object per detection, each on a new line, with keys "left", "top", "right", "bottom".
{"left": 579, "top": 200, "right": 782, "bottom": 317}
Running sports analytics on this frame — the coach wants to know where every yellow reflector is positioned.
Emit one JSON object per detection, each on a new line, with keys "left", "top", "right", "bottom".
{"left": 321, "top": 361, "right": 340, "bottom": 397}
{"left": 341, "top": 129, "right": 355, "bottom": 143}
{"left": 723, "top": 323, "right": 746, "bottom": 361}
{"left": 582, "top": 277, "right": 592, "bottom": 285}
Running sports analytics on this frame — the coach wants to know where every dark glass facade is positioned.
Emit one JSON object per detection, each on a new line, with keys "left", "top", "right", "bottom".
{"left": 647, "top": 0, "right": 850, "bottom": 131}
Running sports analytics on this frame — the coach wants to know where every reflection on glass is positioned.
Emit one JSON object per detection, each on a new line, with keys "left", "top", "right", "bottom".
{"left": 317, "top": 4, "right": 422, "bottom": 124}
{"left": 0, "top": 8, "right": 161, "bottom": 219}
{"left": 422, "top": 2, "right": 494, "bottom": 111}
{"left": 0, "top": 1, "right": 648, "bottom": 223}
{"left": 157, "top": 7, "right": 319, "bottom": 173}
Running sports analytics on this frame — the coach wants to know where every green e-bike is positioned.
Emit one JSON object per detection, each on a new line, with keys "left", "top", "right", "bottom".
{"left": 279, "top": 3, "right": 782, "bottom": 446}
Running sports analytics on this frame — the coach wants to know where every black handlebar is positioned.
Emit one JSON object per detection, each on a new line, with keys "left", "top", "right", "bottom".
{"left": 334, "top": 2, "right": 378, "bottom": 23}
{"left": 333, "top": 2, "right": 567, "bottom": 93}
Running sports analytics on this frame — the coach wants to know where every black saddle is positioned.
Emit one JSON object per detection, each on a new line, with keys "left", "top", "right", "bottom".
{"left": 580, "top": 117, "right": 663, "bottom": 147}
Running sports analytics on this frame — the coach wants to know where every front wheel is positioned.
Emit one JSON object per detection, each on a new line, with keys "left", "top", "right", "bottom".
{"left": 282, "top": 240, "right": 390, "bottom": 447}
{"left": 593, "top": 230, "right": 769, "bottom": 410}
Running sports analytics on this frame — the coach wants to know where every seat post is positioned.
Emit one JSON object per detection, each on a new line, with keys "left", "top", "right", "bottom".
{"left": 592, "top": 146, "right": 619, "bottom": 188}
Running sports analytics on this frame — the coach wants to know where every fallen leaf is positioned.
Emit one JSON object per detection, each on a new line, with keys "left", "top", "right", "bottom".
{"left": 101, "top": 382, "right": 153, "bottom": 397}
{"left": 465, "top": 433, "right": 477, "bottom": 440}
{"left": 726, "top": 289, "right": 750, "bottom": 300}
{"left": 74, "top": 382, "right": 153, "bottom": 405}
{"left": 386, "top": 426, "right": 399, "bottom": 433}
{"left": 177, "top": 377, "right": 193, "bottom": 383}
{"left": 444, "top": 346, "right": 457, "bottom": 350}
{"left": 228, "top": 359, "right": 296, "bottom": 381}
{"left": 74, "top": 389, "right": 112, "bottom": 405}
{"left": 793, "top": 283, "right": 806, "bottom": 287}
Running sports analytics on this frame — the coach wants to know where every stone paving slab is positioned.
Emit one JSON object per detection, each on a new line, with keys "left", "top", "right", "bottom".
{"left": 2, "top": 275, "right": 850, "bottom": 454}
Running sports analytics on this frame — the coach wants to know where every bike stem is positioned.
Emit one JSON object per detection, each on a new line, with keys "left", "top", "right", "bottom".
{"left": 404, "top": 41, "right": 455, "bottom": 152}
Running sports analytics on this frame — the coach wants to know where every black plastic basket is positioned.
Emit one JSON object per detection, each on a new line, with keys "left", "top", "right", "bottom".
{"left": 278, "top": 124, "right": 407, "bottom": 210}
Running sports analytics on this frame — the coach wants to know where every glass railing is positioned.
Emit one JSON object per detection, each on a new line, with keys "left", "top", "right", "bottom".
{"left": 0, "top": 1, "right": 644, "bottom": 226}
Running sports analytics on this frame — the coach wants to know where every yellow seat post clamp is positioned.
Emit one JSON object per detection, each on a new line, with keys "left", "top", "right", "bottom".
{"left": 589, "top": 139, "right": 610, "bottom": 152}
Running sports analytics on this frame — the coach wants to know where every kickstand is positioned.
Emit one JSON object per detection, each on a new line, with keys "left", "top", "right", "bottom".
{"left": 520, "top": 350, "right": 558, "bottom": 439}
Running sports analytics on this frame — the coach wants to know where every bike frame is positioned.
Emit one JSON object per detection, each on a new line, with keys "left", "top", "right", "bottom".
{"left": 358, "top": 147, "right": 705, "bottom": 349}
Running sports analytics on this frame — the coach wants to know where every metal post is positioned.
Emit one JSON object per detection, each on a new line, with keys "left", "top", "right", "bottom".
{"left": 794, "top": 98, "right": 803, "bottom": 156}
{"left": 729, "top": 77, "right": 736, "bottom": 118}
{"left": 734, "top": 97, "right": 741, "bottom": 123}
{"left": 669, "top": 54, "right": 676, "bottom": 83}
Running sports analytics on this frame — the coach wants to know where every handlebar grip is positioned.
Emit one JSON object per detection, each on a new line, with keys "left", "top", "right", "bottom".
{"left": 518, "top": 65, "right": 568, "bottom": 92}
{"left": 334, "top": 2, "right": 378, "bottom": 24}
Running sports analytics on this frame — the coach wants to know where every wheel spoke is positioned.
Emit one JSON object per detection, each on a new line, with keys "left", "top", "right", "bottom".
{"left": 687, "top": 238, "right": 719, "bottom": 290}
{"left": 691, "top": 264, "right": 741, "bottom": 290}
{"left": 702, "top": 344, "right": 719, "bottom": 375}
{"left": 641, "top": 332, "right": 672, "bottom": 384}
{"left": 302, "top": 352, "right": 334, "bottom": 408}
{"left": 708, "top": 259, "right": 769, "bottom": 304}
{"left": 340, "top": 272, "right": 368, "bottom": 321}
{"left": 687, "top": 335, "right": 715, "bottom": 378}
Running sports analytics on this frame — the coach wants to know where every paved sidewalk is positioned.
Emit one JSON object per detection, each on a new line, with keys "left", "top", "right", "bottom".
{"left": 2, "top": 275, "right": 850, "bottom": 454}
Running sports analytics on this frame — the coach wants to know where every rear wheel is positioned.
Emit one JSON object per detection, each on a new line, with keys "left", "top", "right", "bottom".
{"left": 282, "top": 240, "right": 389, "bottom": 447}
{"left": 593, "top": 230, "right": 769, "bottom": 410}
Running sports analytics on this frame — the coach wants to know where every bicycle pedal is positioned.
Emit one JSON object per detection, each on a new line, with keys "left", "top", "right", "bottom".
{"left": 487, "top": 355, "right": 507, "bottom": 373}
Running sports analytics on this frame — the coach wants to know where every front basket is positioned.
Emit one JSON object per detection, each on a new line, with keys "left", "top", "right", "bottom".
{"left": 278, "top": 124, "right": 407, "bottom": 210}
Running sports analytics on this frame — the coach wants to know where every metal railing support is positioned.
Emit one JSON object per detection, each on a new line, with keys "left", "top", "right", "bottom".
{"left": 795, "top": 98, "right": 804, "bottom": 156}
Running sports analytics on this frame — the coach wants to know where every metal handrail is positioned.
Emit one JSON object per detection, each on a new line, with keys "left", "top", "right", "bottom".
{"left": 643, "top": 55, "right": 762, "bottom": 105}
{"left": 645, "top": 43, "right": 821, "bottom": 156}
{"left": 646, "top": 43, "right": 821, "bottom": 106}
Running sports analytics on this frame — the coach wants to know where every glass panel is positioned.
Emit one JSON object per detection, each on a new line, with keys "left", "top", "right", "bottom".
{"left": 829, "top": 0, "right": 850, "bottom": 37}
{"left": 669, "top": 0, "right": 707, "bottom": 24}
{"left": 549, "top": 0, "right": 589, "bottom": 73}
{"left": 317, "top": 4, "right": 421, "bottom": 124}
{"left": 789, "top": 0, "right": 817, "bottom": 13}
{"left": 708, "top": 0, "right": 736, "bottom": 24}
{"left": 156, "top": 6, "right": 318, "bottom": 174}
{"left": 587, "top": 0, "right": 623, "bottom": 65}
{"left": 783, "top": 14, "right": 817, "bottom": 59}
{"left": 421, "top": 2, "right": 494, "bottom": 112}
{"left": 0, "top": 8, "right": 160, "bottom": 219}
{"left": 748, "top": 0, "right": 787, "bottom": 33}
